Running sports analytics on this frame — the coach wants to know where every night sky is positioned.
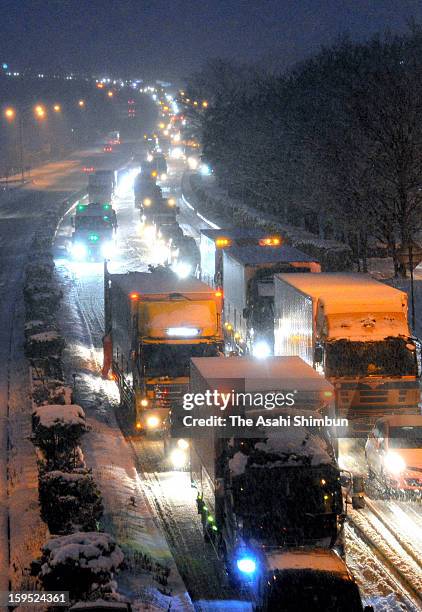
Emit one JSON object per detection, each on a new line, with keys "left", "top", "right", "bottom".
{"left": 2, "top": 0, "right": 422, "bottom": 81}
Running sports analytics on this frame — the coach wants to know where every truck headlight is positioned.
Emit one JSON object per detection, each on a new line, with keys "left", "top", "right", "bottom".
{"left": 252, "top": 340, "right": 271, "bottom": 359}
{"left": 384, "top": 452, "right": 406, "bottom": 474}
{"left": 72, "top": 242, "right": 88, "bottom": 260}
{"left": 177, "top": 439, "right": 189, "bottom": 450}
{"left": 147, "top": 415, "right": 160, "bottom": 429}
{"left": 237, "top": 557, "right": 256, "bottom": 575}
{"left": 170, "top": 448, "right": 187, "bottom": 468}
{"left": 172, "top": 262, "right": 191, "bottom": 278}
{"left": 160, "top": 173, "right": 167, "bottom": 181}
{"left": 100, "top": 241, "right": 115, "bottom": 258}
{"left": 143, "top": 198, "right": 152, "bottom": 206}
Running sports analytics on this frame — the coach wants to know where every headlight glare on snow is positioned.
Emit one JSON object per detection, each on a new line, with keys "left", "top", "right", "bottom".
{"left": 71, "top": 242, "right": 88, "bottom": 260}
{"left": 384, "top": 452, "right": 406, "bottom": 474}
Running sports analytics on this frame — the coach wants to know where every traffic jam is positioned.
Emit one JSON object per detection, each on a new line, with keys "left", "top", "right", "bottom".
{"left": 53, "top": 88, "right": 422, "bottom": 612}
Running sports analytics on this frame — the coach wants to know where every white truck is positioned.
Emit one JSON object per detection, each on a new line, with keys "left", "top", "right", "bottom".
{"left": 189, "top": 356, "right": 348, "bottom": 610}
{"left": 199, "top": 228, "right": 283, "bottom": 288}
{"left": 222, "top": 245, "right": 320, "bottom": 357}
{"left": 273, "top": 273, "right": 421, "bottom": 435}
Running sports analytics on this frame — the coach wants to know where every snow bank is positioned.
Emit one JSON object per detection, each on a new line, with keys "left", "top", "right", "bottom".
{"left": 33, "top": 403, "right": 86, "bottom": 428}
{"left": 41, "top": 532, "right": 124, "bottom": 574}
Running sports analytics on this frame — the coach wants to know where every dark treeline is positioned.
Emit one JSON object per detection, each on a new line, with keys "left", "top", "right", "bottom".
{"left": 185, "top": 28, "right": 422, "bottom": 275}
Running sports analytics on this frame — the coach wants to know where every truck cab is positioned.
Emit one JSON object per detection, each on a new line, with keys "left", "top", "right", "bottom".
{"left": 71, "top": 202, "right": 117, "bottom": 261}
{"left": 104, "top": 269, "right": 223, "bottom": 441}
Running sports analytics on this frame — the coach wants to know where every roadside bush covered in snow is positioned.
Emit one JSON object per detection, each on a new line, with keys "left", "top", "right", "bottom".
{"left": 39, "top": 470, "right": 103, "bottom": 534}
{"left": 25, "top": 254, "right": 55, "bottom": 280}
{"left": 32, "top": 404, "right": 89, "bottom": 470}
{"left": 25, "top": 330, "right": 65, "bottom": 358}
{"left": 31, "top": 378, "right": 73, "bottom": 406}
{"left": 37, "top": 532, "right": 124, "bottom": 602}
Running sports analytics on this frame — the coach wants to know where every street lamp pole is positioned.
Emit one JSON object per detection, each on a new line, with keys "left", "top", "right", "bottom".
{"left": 18, "top": 113, "right": 24, "bottom": 183}
{"left": 408, "top": 244, "right": 415, "bottom": 332}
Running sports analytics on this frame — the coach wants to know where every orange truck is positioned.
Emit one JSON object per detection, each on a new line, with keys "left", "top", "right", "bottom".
{"left": 273, "top": 273, "right": 421, "bottom": 435}
{"left": 103, "top": 266, "right": 223, "bottom": 436}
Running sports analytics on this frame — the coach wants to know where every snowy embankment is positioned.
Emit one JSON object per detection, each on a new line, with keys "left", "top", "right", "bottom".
{"left": 56, "top": 264, "right": 193, "bottom": 610}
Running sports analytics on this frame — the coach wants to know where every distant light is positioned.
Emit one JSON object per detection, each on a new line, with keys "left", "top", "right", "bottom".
{"left": 172, "top": 262, "right": 192, "bottom": 278}
{"left": 147, "top": 415, "right": 160, "bottom": 429}
{"left": 96, "top": 82, "right": 104, "bottom": 89}
{"left": 78, "top": 99, "right": 85, "bottom": 107}
{"left": 129, "top": 292, "right": 140, "bottom": 300}
{"left": 202, "top": 100, "right": 208, "bottom": 108}
{"left": 170, "top": 448, "right": 187, "bottom": 468}
{"left": 107, "top": 90, "right": 114, "bottom": 97}
{"left": 187, "top": 156, "right": 199, "bottom": 170}
{"left": 53, "top": 104, "right": 61, "bottom": 112}
{"left": 253, "top": 340, "right": 271, "bottom": 359}
{"left": 34, "top": 104, "right": 46, "bottom": 118}
{"left": 237, "top": 558, "right": 256, "bottom": 575}
{"left": 200, "top": 163, "right": 211, "bottom": 176}
{"left": 2, "top": 63, "right": 8, "bottom": 70}
{"left": 4, "top": 107, "right": 15, "bottom": 120}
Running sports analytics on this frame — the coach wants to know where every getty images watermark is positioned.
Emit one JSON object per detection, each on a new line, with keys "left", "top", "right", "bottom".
{"left": 182, "top": 390, "right": 297, "bottom": 411}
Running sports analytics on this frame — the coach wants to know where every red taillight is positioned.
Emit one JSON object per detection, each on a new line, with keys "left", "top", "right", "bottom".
{"left": 130, "top": 292, "right": 140, "bottom": 300}
{"left": 215, "top": 290, "right": 223, "bottom": 298}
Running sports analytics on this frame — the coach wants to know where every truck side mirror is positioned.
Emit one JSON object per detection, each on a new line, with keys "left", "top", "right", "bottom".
{"left": 314, "top": 345, "right": 323, "bottom": 363}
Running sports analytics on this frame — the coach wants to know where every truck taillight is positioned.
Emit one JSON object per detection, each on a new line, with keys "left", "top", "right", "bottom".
{"left": 136, "top": 422, "right": 142, "bottom": 430}
{"left": 215, "top": 290, "right": 223, "bottom": 298}
{"left": 130, "top": 292, "right": 140, "bottom": 300}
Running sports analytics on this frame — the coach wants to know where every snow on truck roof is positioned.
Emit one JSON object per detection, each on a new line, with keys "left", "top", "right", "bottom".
{"left": 225, "top": 245, "right": 318, "bottom": 265}
{"left": 276, "top": 273, "right": 406, "bottom": 309}
{"left": 191, "top": 356, "right": 333, "bottom": 392}
{"left": 265, "top": 548, "right": 350, "bottom": 576}
{"left": 110, "top": 271, "right": 216, "bottom": 297}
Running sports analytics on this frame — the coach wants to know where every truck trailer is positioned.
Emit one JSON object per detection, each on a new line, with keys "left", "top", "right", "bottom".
{"left": 273, "top": 273, "right": 421, "bottom": 434}
{"left": 222, "top": 245, "right": 321, "bottom": 357}
{"left": 189, "top": 356, "right": 345, "bottom": 609}
{"left": 103, "top": 267, "right": 224, "bottom": 438}
{"left": 199, "top": 228, "right": 283, "bottom": 288}
{"left": 88, "top": 170, "right": 116, "bottom": 203}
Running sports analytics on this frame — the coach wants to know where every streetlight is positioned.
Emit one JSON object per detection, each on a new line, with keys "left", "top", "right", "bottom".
{"left": 3, "top": 104, "right": 46, "bottom": 181}
{"left": 34, "top": 104, "right": 46, "bottom": 119}
{"left": 107, "top": 91, "right": 113, "bottom": 98}
{"left": 53, "top": 104, "right": 61, "bottom": 112}
{"left": 4, "top": 107, "right": 15, "bottom": 120}
{"left": 78, "top": 99, "right": 85, "bottom": 107}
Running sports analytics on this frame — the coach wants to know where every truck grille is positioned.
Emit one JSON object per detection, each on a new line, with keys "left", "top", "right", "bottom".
{"left": 154, "top": 383, "right": 188, "bottom": 409}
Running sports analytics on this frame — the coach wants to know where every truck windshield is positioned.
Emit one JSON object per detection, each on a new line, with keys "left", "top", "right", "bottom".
{"left": 325, "top": 337, "right": 417, "bottom": 377}
{"left": 142, "top": 343, "right": 220, "bottom": 378}
{"left": 266, "top": 571, "right": 363, "bottom": 612}
{"left": 75, "top": 216, "right": 113, "bottom": 230}
{"left": 233, "top": 465, "right": 342, "bottom": 545}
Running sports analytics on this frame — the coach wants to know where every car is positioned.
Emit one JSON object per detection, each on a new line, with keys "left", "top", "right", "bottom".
{"left": 365, "top": 415, "right": 422, "bottom": 492}
{"left": 103, "top": 145, "right": 113, "bottom": 153}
